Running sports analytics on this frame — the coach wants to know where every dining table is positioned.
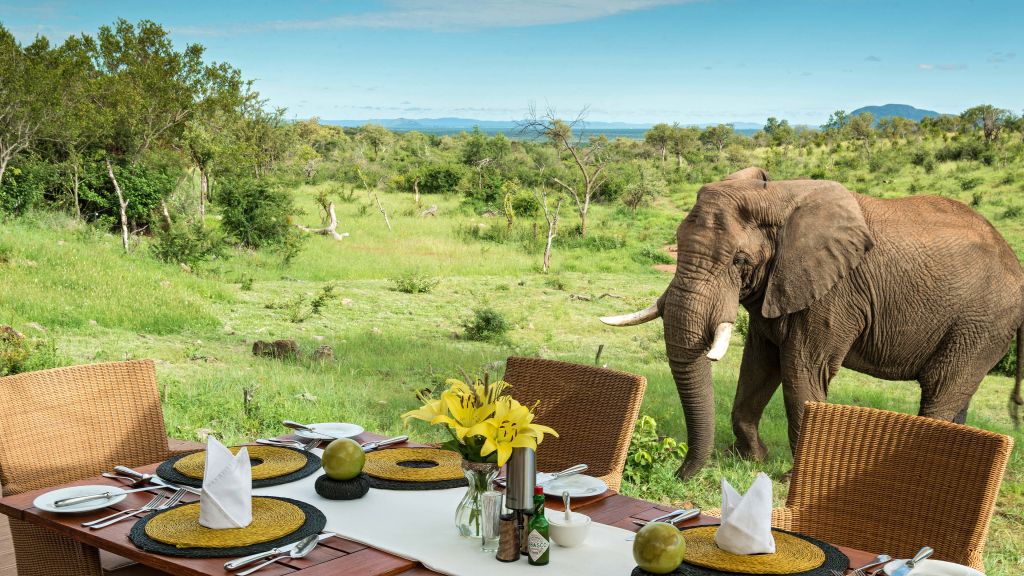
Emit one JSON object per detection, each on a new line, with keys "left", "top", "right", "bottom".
{"left": 0, "top": 431, "right": 879, "bottom": 576}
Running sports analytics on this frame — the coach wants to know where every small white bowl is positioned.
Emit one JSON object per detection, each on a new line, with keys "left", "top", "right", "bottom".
{"left": 548, "top": 511, "right": 591, "bottom": 547}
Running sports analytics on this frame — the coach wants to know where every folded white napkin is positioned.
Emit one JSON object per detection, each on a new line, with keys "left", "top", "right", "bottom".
{"left": 198, "top": 436, "right": 252, "bottom": 529}
{"left": 715, "top": 472, "right": 775, "bottom": 555}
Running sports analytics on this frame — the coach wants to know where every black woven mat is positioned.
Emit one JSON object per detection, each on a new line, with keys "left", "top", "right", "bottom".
{"left": 129, "top": 497, "right": 326, "bottom": 558}
{"left": 156, "top": 446, "right": 321, "bottom": 488}
{"left": 366, "top": 459, "right": 469, "bottom": 491}
{"left": 631, "top": 528, "right": 849, "bottom": 576}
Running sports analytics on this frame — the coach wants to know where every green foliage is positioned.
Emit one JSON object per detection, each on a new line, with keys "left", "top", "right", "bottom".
{"left": 219, "top": 178, "right": 299, "bottom": 249}
{"left": 624, "top": 415, "right": 687, "bottom": 486}
{"left": 0, "top": 329, "right": 62, "bottom": 377}
{"left": 992, "top": 337, "right": 1017, "bottom": 378}
{"left": 0, "top": 158, "right": 59, "bottom": 215}
{"left": 1002, "top": 206, "right": 1023, "bottom": 220}
{"left": 391, "top": 271, "right": 439, "bottom": 294}
{"left": 151, "top": 221, "right": 225, "bottom": 267}
{"left": 735, "top": 308, "right": 750, "bottom": 338}
{"left": 633, "top": 246, "right": 674, "bottom": 265}
{"left": 959, "top": 176, "right": 983, "bottom": 191}
{"left": 416, "top": 163, "right": 465, "bottom": 195}
{"left": 460, "top": 306, "right": 509, "bottom": 342}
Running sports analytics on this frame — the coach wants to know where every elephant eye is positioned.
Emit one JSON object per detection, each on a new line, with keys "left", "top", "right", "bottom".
{"left": 732, "top": 254, "right": 747, "bottom": 266}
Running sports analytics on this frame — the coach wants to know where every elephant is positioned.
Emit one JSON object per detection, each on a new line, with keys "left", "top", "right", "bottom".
{"left": 602, "top": 167, "right": 1024, "bottom": 480}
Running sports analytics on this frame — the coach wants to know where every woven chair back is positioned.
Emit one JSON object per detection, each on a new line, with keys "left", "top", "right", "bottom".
{"left": 788, "top": 402, "right": 1013, "bottom": 571}
{"left": 0, "top": 361, "right": 177, "bottom": 576}
{"left": 503, "top": 357, "right": 646, "bottom": 491}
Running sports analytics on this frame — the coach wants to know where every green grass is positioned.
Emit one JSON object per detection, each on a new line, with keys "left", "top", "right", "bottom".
{"left": 1, "top": 150, "right": 1022, "bottom": 573}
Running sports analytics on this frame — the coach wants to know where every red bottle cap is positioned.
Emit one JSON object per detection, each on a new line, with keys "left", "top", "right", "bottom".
{"left": 534, "top": 486, "right": 544, "bottom": 495}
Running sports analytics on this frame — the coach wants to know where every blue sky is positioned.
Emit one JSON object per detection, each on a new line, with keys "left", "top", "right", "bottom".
{"left": 3, "top": 1, "right": 1021, "bottom": 125}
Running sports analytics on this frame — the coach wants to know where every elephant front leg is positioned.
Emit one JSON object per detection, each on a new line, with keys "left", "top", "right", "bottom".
{"left": 731, "top": 330, "right": 781, "bottom": 460}
{"left": 780, "top": 354, "right": 838, "bottom": 454}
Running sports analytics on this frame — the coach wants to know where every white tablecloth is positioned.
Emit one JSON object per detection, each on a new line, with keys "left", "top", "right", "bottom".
{"left": 252, "top": 449, "right": 638, "bottom": 575}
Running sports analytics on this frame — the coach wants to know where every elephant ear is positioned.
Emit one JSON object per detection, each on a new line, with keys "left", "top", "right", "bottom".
{"left": 724, "top": 167, "right": 770, "bottom": 182}
{"left": 762, "top": 184, "right": 873, "bottom": 318}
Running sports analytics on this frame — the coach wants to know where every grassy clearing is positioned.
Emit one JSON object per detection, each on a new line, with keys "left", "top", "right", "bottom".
{"left": 1, "top": 152, "right": 1022, "bottom": 573}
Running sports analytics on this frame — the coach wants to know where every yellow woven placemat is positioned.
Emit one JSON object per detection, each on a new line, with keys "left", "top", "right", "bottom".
{"left": 682, "top": 526, "right": 825, "bottom": 574}
{"left": 363, "top": 448, "right": 464, "bottom": 482}
{"left": 144, "top": 498, "right": 305, "bottom": 549}
{"left": 173, "top": 446, "right": 306, "bottom": 481}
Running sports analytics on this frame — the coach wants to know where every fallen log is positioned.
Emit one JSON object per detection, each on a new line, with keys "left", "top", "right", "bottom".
{"left": 297, "top": 201, "right": 348, "bottom": 240}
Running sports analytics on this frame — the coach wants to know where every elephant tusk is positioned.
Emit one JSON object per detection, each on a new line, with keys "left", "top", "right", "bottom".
{"left": 599, "top": 302, "right": 661, "bottom": 326}
{"left": 706, "top": 322, "right": 734, "bottom": 361}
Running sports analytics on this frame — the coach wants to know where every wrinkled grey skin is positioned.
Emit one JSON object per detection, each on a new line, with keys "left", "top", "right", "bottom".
{"left": 637, "top": 167, "right": 1024, "bottom": 480}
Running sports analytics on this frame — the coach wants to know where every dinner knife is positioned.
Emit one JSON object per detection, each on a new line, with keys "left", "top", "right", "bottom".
{"left": 113, "top": 466, "right": 202, "bottom": 495}
{"left": 55, "top": 486, "right": 167, "bottom": 508}
{"left": 889, "top": 547, "right": 933, "bottom": 576}
{"left": 281, "top": 420, "right": 344, "bottom": 439}
{"left": 361, "top": 435, "right": 409, "bottom": 452}
{"left": 632, "top": 508, "right": 701, "bottom": 527}
{"left": 224, "top": 532, "right": 336, "bottom": 570}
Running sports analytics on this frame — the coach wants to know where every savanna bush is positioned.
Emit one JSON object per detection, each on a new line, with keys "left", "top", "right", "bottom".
{"left": 417, "top": 163, "right": 465, "bottom": 195}
{"left": 219, "top": 178, "right": 300, "bottom": 249}
{"left": 632, "top": 246, "right": 673, "bottom": 265}
{"left": 0, "top": 329, "right": 62, "bottom": 377}
{"left": 0, "top": 157, "right": 59, "bottom": 215}
{"left": 391, "top": 271, "right": 439, "bottom": 294}
{"left": 991, "top": 337, "right": 1017, "bottom": 378}
{"left": 151, "top": 221, "right": 225, "bottom": 267}
{"left": 460, "top": 306, "right": 509, "bottom": 342}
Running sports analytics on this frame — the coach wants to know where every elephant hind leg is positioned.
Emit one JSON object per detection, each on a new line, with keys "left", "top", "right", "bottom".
{"left": 918, "top": 331, "right": 1005, "bottom": 421}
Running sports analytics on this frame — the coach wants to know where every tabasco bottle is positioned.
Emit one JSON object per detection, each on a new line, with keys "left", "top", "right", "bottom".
{"left": 527, "top": 486, "right": 550, "bottom": 565}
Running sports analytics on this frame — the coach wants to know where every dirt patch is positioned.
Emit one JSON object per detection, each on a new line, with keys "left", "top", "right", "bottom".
{"left": 654, "top": 244, "right": 677, "bottom": 273}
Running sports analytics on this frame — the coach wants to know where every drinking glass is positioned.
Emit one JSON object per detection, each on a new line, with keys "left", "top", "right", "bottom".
{"left": 481, "top": 490, "right": 503, "bottom": 552}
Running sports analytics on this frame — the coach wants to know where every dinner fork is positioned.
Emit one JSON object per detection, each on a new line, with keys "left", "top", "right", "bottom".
{"left": 87, "top": 489, "right": 187, "bottom": 529}
{"left": 828, "top": 554, "right": 891, "bottom": 576}
{"left": 82, "top": 494, "right": 163, "bottom": 527}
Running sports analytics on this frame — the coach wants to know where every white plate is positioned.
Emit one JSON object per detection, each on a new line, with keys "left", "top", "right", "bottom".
{"left": 33, "top": 485, "right": 128, "bottom": 514}
{"left": 294, "top": 422, "right": 364, "bottom": 440}
{"left": 541, "top": 474, "right": 608, "bottom": 498}
{"left": 885, "top": 559, "right": 984, "bottom": 576}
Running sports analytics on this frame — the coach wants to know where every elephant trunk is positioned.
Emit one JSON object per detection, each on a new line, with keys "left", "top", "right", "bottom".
{"left": 669, "top": 352, "right": 715, "bottom": 480}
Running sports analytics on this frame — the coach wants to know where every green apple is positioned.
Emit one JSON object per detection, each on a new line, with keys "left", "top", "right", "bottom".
{"left": 322, "top": 438, "right": 365, "bottom": 480}
{"left": 632, "top": 522, "right": 686, "bottom": 574}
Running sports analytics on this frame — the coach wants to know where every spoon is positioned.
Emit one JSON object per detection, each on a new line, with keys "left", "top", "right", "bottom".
{"left": 237, "top": 533, "right": 319, "bottom": 576}
{"left": 562, "top": 490, "right": 572, "bottom": 523}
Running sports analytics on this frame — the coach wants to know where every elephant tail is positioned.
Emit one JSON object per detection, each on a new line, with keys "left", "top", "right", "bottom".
{"left": 1012, "top": 325, "right": 1023, "bottom": 429}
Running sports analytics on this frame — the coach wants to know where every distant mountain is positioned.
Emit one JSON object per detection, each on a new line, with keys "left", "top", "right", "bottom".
{"left": 849, "top": 104, "right": 941, "bottom": 123}
{"left": 323, "top": 116, "right": 765, "bottom": 138}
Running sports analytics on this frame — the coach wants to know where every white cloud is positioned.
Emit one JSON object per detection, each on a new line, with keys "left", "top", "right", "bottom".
{"left": 918, "top": 62, "right": 967, "bottom": 72}
{"left": 173, "top": 0, "right": 696, "bottom": 35}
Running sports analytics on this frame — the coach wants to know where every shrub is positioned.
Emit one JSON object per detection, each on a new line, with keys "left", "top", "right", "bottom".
{"left": 735, "top": 308, "right": 750, "bottom": 338}
{"left": 970, "top": 191, "right": 983, "bottom": 207}
{"left": 392, "top": 271, "right": 439, "bottom": 294}
{"left": 219, "top": 178, "right": 301, "bottom": 250}
{"left": 958, "top": 176, "right": 982, "bottom": 191}
{"left": 417, "top": 164, "right": 465, "bottom": 195}
{"left": 1002, "top": 206, "right": 1023, "bottom": 220}
{"left": 624, "top": 415, "right": 687, "bottom": 486}
{"left": 509, "top": 190, "right": 541, "bottom": 217}
{"left": 460, "top": 306, "right": 509, "bottom": 342}
{"left": 0, "top": 328, "right": 62, "bottom": 377}
{"left": 150, "top": 221, "right": 225, "bottom": 267}
{"left": 0, "top": 157, "right": 57, "bottom": 215}
{"left": 633, "top": 246, "right": 674, "bottom": 265}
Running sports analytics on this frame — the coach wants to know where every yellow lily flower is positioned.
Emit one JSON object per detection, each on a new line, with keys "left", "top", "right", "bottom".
{"left": 400, "top": 395, "right": 447, "bottom": 425}
{"left": 468, "top": 397, "right": 559, "bottom": 466}
{"left": 431, "top": 389, "right": 493, "bottom": 440}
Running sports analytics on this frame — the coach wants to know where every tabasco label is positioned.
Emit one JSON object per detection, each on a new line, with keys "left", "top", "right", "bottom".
{"left": 528, "top": 529, "right": 549, "bottom": 562}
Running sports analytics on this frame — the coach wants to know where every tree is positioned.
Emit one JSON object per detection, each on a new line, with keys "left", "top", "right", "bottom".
{"left": 535, "top": 187, "right": 563, "bottom": 273}
{"left": 89, "top": 19, "right": 221, "bottom": 251}
{"left": 0, "top": 27, "right": 49, "bottom": 185}
{"left": 622, "top": 162, "right": 667, "bottom": 214}
{"left": 699, "top": 124, "right": 734, "bottom": 156}
{"left": 519, "top": 107, "right": 607, "bottom": 237}
{"left": 644, "top": 123, "right": 673, "bottom": 162}
{"left": 877, "top": 116, "right": 917, "bottom": 143}
{"left": 357, "top": 124, "right": 392, "bottom": 159}
{"left": 822, "top": 110, "right": 849, "bottom": 142}
{"left": 845, "top": 112, "right": 875, "bottom": 151}
{"left": 669, "top": 125, "right": 700, "bottom": 168}
{"left": 763, "top": 117, "right": 794, "bottom": 147}
{"left": 961, "top": 104, "right": 1011, "bottom": 144}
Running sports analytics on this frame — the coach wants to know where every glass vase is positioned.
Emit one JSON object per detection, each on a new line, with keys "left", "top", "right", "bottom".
{"left": 455, "top": 460, "right": 499, "bottom": 538}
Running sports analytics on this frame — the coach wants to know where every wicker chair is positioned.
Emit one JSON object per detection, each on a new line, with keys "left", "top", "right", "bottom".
{"left": 710, "top": 402, "right": 1012, "bottom": 572}
{"left": 0, "top": 360, "right": 190, "bottom": 576}
{"left": 503, "top": 357, "right": 647, "bottom": 491}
